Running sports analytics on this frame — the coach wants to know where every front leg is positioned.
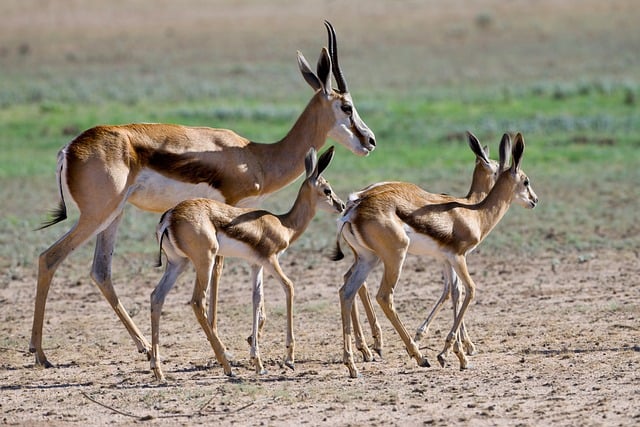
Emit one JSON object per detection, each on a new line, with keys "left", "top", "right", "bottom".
{"left": 351, "top": 300, "right": 374, "bottom": 362}
{"left": 249, "top": 265, "right": 267, "bottom": 374}
{"left": 438, "top": 255, "right": 474, "bottom": 370}
{"left": 451, "top": 274, "right": 477, "bottom": 356}
{"left": 358, "top": 282, "right": 383, "bottom": 357}
{"left": 268, "top": 258, "right": 295, "bottom": 370}
{"left": 414, "top": 266, "right": 452, "bottom": 342}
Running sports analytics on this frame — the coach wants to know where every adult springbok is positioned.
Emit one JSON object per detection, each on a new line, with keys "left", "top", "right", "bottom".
{"left": 344, "top": 132, "right": 504, "bottom": 363}
{"left": 152, "top": 147, "right": 343, "bottom": 380}
{"left": 333, "top": 133, "right": 538, "bottom": 378}
{"left": 31, "top": 21, "right": 375, "bottom": 369}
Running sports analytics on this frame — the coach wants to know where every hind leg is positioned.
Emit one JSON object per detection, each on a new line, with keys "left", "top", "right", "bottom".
{"left": 30, "top": 218, "right": 101, "bottom": 367}
{"left": 90, "top": 211, "right": 151, "bottom": 359}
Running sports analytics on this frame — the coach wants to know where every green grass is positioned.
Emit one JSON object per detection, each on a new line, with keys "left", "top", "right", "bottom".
{"left": 1, "top": 81, "right": 638, "bottom": 273}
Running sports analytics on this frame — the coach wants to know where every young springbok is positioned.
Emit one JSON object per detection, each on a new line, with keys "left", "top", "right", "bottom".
{"left": 345, "top": 132, "right": 505, "bottom": 363}
{"left": 333, "top": 133, "right": 538, "bottom": 378}
{"left": 151, "top": 147, "right": 344, "bottom": 380}
{"left": 31, "top": 22, "right": 374, "bottom": 369}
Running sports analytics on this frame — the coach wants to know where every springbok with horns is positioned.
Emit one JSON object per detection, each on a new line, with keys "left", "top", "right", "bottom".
{"left": 333, "top": 133, "right": 538, "bottom": 378}
{"left": 31, "top": 21, "right": 375, "bottom": 369}
{"left": 152, "top": 147, "right": 343, "bottom": 380}
{"left": 346, "top": 132, "right": 504, "bottom": 363}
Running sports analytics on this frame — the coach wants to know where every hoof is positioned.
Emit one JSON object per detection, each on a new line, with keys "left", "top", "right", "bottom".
{"left": 347, "top": 366, "right": 360, "bottom": 378}
{"left": 358, "top": 347, "right": 374, "bottom": 362}
{"left": 284, "top": 360, "right": 295, "bottom": 370}
{"left": 437, "top": 354, "right": 446, "bottom": 368}
{"left": 35, "top": 357, "right": 54, "bottom": 369}
{"left": 419, "top": 357, "right": 431, "bottom": 368}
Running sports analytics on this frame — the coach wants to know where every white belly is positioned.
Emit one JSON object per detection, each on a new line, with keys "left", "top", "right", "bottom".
{"left": 128, "top": 169, "right": 269, "bottom": 212}
{"left": 216, "top": 234, "right": 262, "bottom": 264}
{"left": 404, "top": 224, "right": 450, "bottom": 262}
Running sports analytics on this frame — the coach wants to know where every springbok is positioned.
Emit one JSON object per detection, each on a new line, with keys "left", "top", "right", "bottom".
{"left": 345, "top": 132, "right": 504, "bottom": 363}
{"left": 152, "top": 147, "right": 343, "bottom": 380}
{"left": 31, "top": 21, "right": 375, "bottom": 369}
{"left": 333, "top": 133, "right": 538, "bottom": 378}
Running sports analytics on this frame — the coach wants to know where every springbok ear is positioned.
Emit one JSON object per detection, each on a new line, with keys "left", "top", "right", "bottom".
{"left": 498, "top": 133, "right": 512, "bottom": 172}
{"left": 316, "top": 47, "right": 332, "bottom": 95}
{"left": 467, "top": 131, "right": 490, "bottom": 164}
{"left": 511, "top": 133, "right": 525, "bottom": 173}
{"left": 297, "top": 51, "right": 322, "bottom": 91}
{"left": 316, "top": 146, "right": 336, "bottom": 176}
{"left": 305, "top": 148, "right": 318, "bottom": 179}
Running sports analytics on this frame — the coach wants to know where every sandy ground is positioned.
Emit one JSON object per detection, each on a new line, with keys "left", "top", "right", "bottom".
{"left": 1, "top": 247, "right": 638, "bottom": 426}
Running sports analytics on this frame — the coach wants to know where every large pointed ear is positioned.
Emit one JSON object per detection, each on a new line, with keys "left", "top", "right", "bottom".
{"left": 316, "top": 146, "right": 335, "bottom": 177}
{"left": 510, "top": 133, "right": 525, "bottom": 173}
{"left": 297, "top": 51, "right": 322, "bottom": 91}
{"left": 304, "top": 148, "right": 318, "bottom": 180}
{"left": 316, "top": 47, "right": 332, "bottom": 95}
{"left": 498, "top": 133, "right": 512, "bottom": 172}
{"left": 467, "top": 131, "right": 490, "bottom": 164}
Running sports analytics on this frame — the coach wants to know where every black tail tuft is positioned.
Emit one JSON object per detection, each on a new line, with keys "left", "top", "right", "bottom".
{"left": 36, "top": 201, "right": 67, "bottom": 230}
{"left": 330, "top": 240, "right": 345, "bottom": 261}
{"left": 155, "top": 228, "right": 167, "bottom": 268}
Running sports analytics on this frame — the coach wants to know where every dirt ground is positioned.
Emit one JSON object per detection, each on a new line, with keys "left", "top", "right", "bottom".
{"left": 1, "top": 247, "right": 638, "bottom": 426}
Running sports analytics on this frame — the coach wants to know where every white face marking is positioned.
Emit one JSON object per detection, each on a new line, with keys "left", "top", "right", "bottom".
{"left": 129, "top": 169, "right": 225, "bottom": 212}
{"left": 327, "top": 93, "right": 373, "bottom": 157}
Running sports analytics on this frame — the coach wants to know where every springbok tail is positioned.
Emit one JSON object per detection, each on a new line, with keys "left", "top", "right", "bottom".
{"left": 155, "top": 211, "right": 171, "bottom": 268}
{"left": 36, "top": 150, "right": 68, "bottom": 230}
{"left": 330, "top": 221, "right": 347, "bottom": 261}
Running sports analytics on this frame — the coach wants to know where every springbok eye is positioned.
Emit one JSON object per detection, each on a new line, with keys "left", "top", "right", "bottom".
{"left": 340, "top": 104, "right": 353, "bottom": 115}
{"left": 324, "top": 188, "right": 332, "bottom": 196}
{"left": 524, "top": 178, "right": 530, "bottom": 186}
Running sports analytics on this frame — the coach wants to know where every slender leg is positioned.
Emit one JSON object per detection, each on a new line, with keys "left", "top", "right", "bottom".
{"left": 267, "top": 257, "right": 295, "bottom": 370}
{"left": 207, "top": 255, "right": 224, "bottom": 330}
{"left": 414, "top": 266, "right": 451, "bottom": 342}
{"left": 438, "top": 255, "right": 474, "bottom": 370}
{"left": 90, "top": 212, "right": 151, "bottom": 358}
{"left": 451, "top": 273, "right": 476, "bottom": 356}
{"left": 30, "top": 219, "right": 100, "bottom": 367}
{"left": 339, "top": 256, "right": 377, "bottom": 378}
{"left": 343, "top": 263, "right": 372, "bottom": 361}
{"left": 249, "top": 265, "right": 267, "bottom": 374}
{"left": 358, "top": 283, "right": 383, "bottom": 357}
{"left": 150, "top": 258, "right": 188, "bottom": 381}
{"left": 375, "top": 257, "right": 430, "bottom": 369}
{"left": 350, "top": 298, "right": 374, "bottom": 362}
{"left": 191, "top": 253, "right": 233, "bottom": 376}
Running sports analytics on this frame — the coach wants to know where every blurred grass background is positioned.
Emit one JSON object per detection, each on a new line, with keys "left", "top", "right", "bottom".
{"left": 0, "top": 0, "right": 638, "bottom": 280}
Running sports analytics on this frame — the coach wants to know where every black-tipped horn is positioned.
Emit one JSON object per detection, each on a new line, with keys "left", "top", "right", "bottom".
{"left": 324, "top": 20, "right": 348, "bottom": 93}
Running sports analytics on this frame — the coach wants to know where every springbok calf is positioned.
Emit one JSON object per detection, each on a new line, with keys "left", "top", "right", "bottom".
{"left": 333, "top": 133, "right": 538, "bottom": 378}
{"left": 31, "top": 22, "right": 374, "bottom": 369}
{"left": 345, "top": 132, "right": 505, "bottom": 363}
{"left": 152, "top": 147, "right": 344, "bottom": 380}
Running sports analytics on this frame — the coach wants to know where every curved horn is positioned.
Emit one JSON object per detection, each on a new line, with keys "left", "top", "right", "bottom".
{"left": 324, "top": 20, "right": 348, "bottom": 93}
